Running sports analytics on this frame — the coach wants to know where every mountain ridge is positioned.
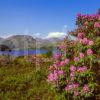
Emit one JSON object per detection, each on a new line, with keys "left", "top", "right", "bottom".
{"left": 0, "top": 35, "right": 62, "bottom": 50}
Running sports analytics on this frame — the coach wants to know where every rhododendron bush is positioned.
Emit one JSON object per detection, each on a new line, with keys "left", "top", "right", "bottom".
{"left": 47, "top": 9, "right": 100, "bottom": 99}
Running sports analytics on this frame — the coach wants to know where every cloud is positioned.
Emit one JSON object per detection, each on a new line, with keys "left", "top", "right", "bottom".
{"left": 35, "top": 33, "right": 40, "bottom": 36}
{"left": 0, "top": 33, "right": 14, "bottom": 38}
{"left": 46, "top": 32, "right": 66, "bottom": 38}
{"left": 32, "top": 33, "right": 41, "bottom": 38}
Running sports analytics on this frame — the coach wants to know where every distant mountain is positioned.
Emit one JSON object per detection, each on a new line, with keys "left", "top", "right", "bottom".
{"left": 0, "top": 35, "right": 62, "bottom": 50}
{"left": 36, "top": 37, "right": 62, "bottom": 48}
{"left": 0, "top": 37, "right": 4, "bottom": 42}
{"left": 0, "top": 35, "right": 36, "bottom": 50}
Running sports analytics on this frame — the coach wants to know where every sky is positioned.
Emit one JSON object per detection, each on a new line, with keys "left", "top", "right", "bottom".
{"left": 0, "top": 0, "right": 100, "bottom": 38}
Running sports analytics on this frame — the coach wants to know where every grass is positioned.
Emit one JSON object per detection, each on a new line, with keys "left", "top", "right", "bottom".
{"left": 0, "top": 56, "right": 55, "bottom": 100}
{"left": 0, "top": 55, "right": 100, "bottom": 100}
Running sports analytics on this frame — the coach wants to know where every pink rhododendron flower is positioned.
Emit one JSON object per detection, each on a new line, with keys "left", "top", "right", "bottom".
{"left": 59, "top": 44, "right": 66, "bottom": 51}
{"left": 82, "top": 38, "right": 89, "bottom": 45}
{"left": 79, "top": 53, "right": 84, "bottom": 58}
{"left": 83, "top": 85, "right": 90, "bottom": 92}
{"left": 70, "top": 65, "right": 76, "bottom": 72}
{"left": 47, "top": 72, "right": 58, "bottom": 82}
{"left": 78, "top": 38, "right": 83, "bottom": 43}
{"left": 64, "top": 58, "right": 69, "bottom": 64}
{"left": 65, "top": 83, "right": 79, "bottom": 91}
{"left": 73, "top": 83, "right": 79, "bottom": 88}
{"left": 54, "top": 60, "right": 61, "bottom": 65}
{"left": 74, "top": 57, "right": 79, "bottom": 62}
{"left": 47, "top": 70, "right": 64, "bottom": 82}
{"left": 70, "top": 72, "right": 75, "bottom": 77}
{"left": 65, "top": 84, "right": 73, "bottom": 91}
{"left": 77, "top": 13, "right": 81, "bottom": 17}
{"left": 74, "top": 91, "right": 79, "bottom": 96}
{"left": 53, "top": 54, "right": 61, "bottom": 59}
{"left": 77, "top": 66, "right": 87, "bottom": 72}
{"left": 77, "top": 32, "right": 85, "bottom": 39}
{"left": 53, "top": 63, "right": 61, "bottom": 69}
{"left": 82, "top": 66, "right": 87, "bottom": 71}
{"left": 87, "top": 49, "right": 93, "bottom": 55}
{"left": 60, "top": 61, "right": 65, "bottom": 66}
{"left": 49, "top": 65, "right": 54, "bottom": 70}
{"left": 94, "top": 22, "right": 100, "bottom": 28}
{"left": 84, "top": 21, "right": 88, "bottom": 26}
{"left": 58, "top": 70, "right": 64, "bottom": 75}
{"left": 98, "top": 15, "right": 100, "bottom": 20}
{"left": 88, "top": 40, "right": 94, "bottom": 45}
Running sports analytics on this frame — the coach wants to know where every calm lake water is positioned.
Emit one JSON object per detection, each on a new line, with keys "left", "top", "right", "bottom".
{"left": 0, "top": 49, "right": 48, "bottom": 57}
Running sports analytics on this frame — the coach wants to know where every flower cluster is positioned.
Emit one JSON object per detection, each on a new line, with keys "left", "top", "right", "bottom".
{"left": 47, "top": 53, "right": 69, "bottom": 84}
{"left": 94, "top": 22, "right": 100, "bottom": 28}
{"left": 79, "top": 38, "right": 94, "bottom": 46}
{"left": 65, "top": 83, "right": 79, "bottom": 91}
{"left": 47, "top": 70, "right": 64, "bottom": 83}
{"left": 77, "top": 13, "right": 100, "bottom": 24}
{"left": 26, "top": 55, "right": 44, "bottom": 67}
{"left": 77, "top": 66, "right": 87, "bottom": 73}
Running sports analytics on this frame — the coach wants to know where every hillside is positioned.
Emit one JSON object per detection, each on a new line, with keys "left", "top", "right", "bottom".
{"left": 0, "top": 35, "right": 62, "bottom": 50}
{"left": 0, "top": 35, "right": 36, "bottom": 50}
{"left": 36, "top": 37, "right": 62, "bottom": 48}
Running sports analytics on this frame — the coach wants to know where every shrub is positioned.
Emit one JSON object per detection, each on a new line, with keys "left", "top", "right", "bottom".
{"left": 47, "top": 9, "right": 100, "bottom": 100}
